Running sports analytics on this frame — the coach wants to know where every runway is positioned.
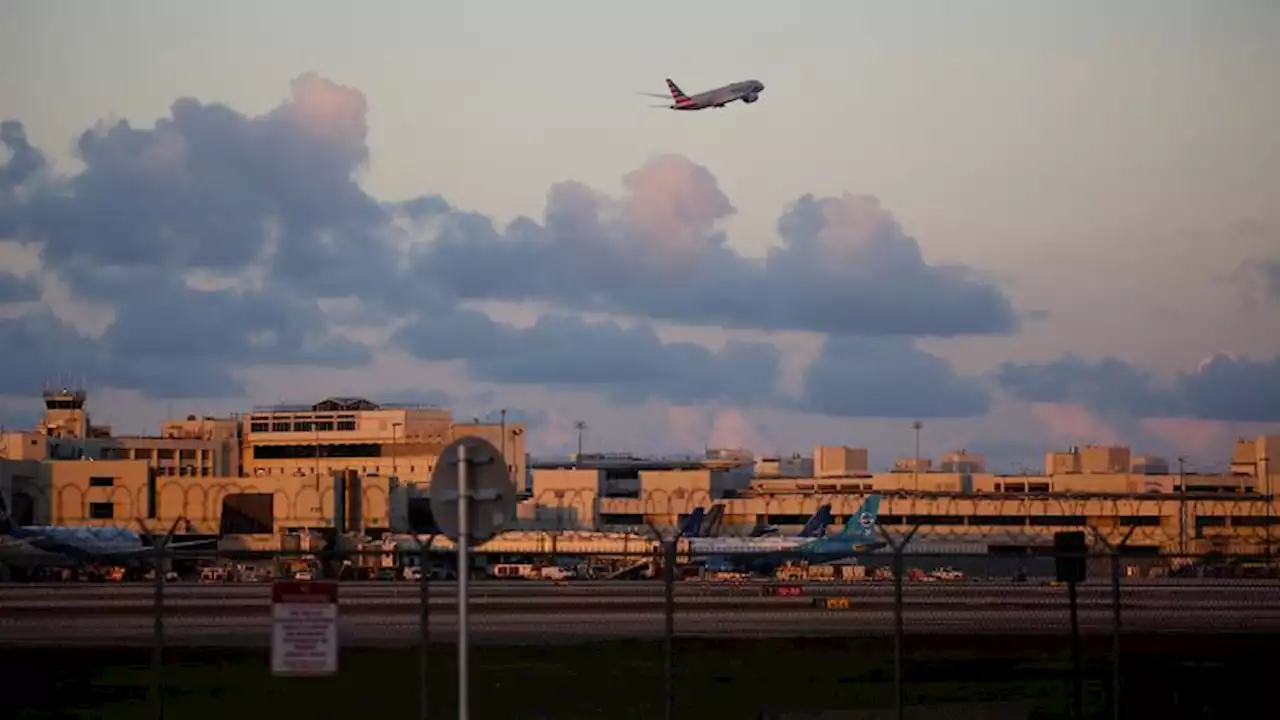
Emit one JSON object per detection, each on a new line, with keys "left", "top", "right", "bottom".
{"left": 2, "top": 580, "right": 1278, "bottom": 647}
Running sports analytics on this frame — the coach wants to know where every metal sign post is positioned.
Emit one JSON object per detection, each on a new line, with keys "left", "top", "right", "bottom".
{"left": 457, "top": 442, "right": 470, "bottom": 719}
{"left": 430, "top": 436, "right": 516, "bottom": 720}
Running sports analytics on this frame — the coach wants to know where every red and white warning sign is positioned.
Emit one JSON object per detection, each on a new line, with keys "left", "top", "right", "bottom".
{"left": 271, "top": 580, "right": 339, "bottom": 676}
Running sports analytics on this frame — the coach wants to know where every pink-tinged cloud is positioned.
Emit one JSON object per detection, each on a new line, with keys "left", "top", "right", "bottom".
{"left": 1031, "top": 402, "right": 1122, "bottom": 446}
{"left": 1139, "top": 417, "right": 1232, "bottom": 460}
{"left": 664, "top": 405, "right": 706, "bottom": 449}
{"left": 664, "top": 406, "right": 767, "bottom": 455}
{"left": 622, "top": 154, "right": 735, "bottom": 254}
{"left": 707, "top": 409, "right": 767, "bottom": 452}
{"left": 275, "top": 72, "right": 369, "bottom": 160}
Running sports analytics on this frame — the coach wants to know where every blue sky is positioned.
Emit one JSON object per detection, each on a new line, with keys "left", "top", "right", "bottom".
{"left": 2, "top": 1, "right": 1278, "bottom": 468}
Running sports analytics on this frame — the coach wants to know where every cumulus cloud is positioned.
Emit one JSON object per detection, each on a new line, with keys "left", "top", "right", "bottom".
{"left": 994, "top": 353, "right": 1280, "bottom": 422}
{"left": 0, "top": 270, "right": 39, "bottom": 303}
{"left": 1, "top": 74, "right": 386, "bottom": 397}
{"left": 796, "top": 336, "right": 990, "bottom": 418}
{"left": 0, "top": 120, "right": 44, "bottom": 198}
{"left": 1260, "top": 259, "right": 1280, "bottom": 304}
{"left": 2, "top": 72, "right": 1025, "bottom": 424}
{"left": 393, "top": 308, "right": 782, "bottom": 405}
{"left": 417, "top": 164, "right": 1020, "bottom": 338}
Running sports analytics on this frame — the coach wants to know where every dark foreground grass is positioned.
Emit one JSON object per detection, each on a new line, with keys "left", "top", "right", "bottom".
{"left": 7, "top": 634, "right": 1273, "bottom": 719}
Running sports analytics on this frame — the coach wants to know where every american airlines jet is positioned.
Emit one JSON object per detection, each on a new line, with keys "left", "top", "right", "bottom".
{"left": 642, "top": 77, "right": 765, "bottom": 111}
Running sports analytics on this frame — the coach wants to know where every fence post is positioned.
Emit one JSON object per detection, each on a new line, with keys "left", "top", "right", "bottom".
{"left": 662, "top": 538, "right": 677, "bottom": 720}
{"left": 151, "top": 541, "right": 164, "bottom": 720}
{"left": 1090, "top": 525, "right": 1136, "bottom": 720}
{"left": 136, "top": 518, "right": 174, "bottom": 720}
{"left": 419, "top": 537, "right": 434, "bottom": 720}
{"left": 879, "top": 522, "right": 920, "bottom": 720}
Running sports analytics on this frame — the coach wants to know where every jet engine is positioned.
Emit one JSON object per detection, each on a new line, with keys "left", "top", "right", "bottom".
{"left": 743, "top": 93, "right": 759, "bottom": 103}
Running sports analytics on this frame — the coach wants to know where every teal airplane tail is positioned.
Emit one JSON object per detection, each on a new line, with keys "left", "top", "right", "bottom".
{"left": 829, "top": 495, "right": 881, "bottom": 540}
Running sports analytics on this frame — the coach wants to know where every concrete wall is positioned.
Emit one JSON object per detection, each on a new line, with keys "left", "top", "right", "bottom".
{"left": 39, "top": 461, "right": 394, "bottom": 535}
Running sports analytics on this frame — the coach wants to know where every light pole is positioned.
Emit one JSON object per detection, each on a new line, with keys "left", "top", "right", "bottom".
{"left": 1177, "top": 456, "right": 1187, "bottom": 557}
{"left": 1263, "top": 449, "right": 1273, "bottom": 566}
{"left": 911, "top": 421, "right": 923, "bottom": 492}
{"left": 391, "top": 422, "right": 402, "bottom": 480}
{"left": 499, "top": 409, "right": 507, "bottom": 482}
{"left": 574, "top": 421, "right": 587, "bottom": 467}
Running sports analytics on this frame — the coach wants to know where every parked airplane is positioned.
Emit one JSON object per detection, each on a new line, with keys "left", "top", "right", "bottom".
{"left": 641, "top": 77, "right": 765, "bottom": 111}
{"left": 688, "top": 496, "right": 884, "bottom": 575}
{"left": 0, "top": 497, "right": 213, "bottom": 566}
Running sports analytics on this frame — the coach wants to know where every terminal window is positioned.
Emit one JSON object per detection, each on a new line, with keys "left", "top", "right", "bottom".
{"left": 88, "top": 502, "right": 114, "bottom": 519}
{"left": 88, "top": 476, "right": 114, "bottom": 487}
{"left": 220, "top": 493, "right": 274, "bottom": 535}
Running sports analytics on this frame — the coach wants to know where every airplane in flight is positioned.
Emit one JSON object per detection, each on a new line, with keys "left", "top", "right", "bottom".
{"left": 687, "top": 496, "right": 884, "bottom": 575}
{"left": 0, "top": 496, "right": 213, "bottom": 567}
{"left": 642, "top": 77, "right": 765, "bottom": 111}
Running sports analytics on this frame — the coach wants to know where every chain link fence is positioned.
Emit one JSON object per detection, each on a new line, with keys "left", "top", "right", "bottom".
{"left": 4, "top": 533, "right": 1279, "bottom": 718}
{"left": 3, "top": 478, "right": 1279, "bottom": 716}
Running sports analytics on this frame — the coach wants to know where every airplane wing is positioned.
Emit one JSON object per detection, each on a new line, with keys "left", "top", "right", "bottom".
{"left": 637, "top": 92, "right": 671, "bottom": 99}
{"left": 78, "top": 538, "right": 218, "bottom": 559}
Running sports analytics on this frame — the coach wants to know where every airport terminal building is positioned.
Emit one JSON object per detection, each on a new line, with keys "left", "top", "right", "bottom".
{"left": 2, "top": 388, "right": 1278, "bottom": 556}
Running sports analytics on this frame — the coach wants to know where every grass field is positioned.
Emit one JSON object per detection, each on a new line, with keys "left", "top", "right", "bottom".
{"left": 7, "top": 634, "right": 1270, "bottom": 718}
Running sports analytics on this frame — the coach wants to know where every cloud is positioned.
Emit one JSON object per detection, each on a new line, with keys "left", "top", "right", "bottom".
{"left": 0, "top": 270, "right": 39, "bottom": 303}
{"left": 995, "top": 353, "right": 1280, "bottom": 422}
{"left": 392, "top": 308, "right": 782, "bottom": 405}
{"left": 0, "top": 310, "right": 109, "bottom": 397}
{"left": 2, "top": 72, "right": 1022, "bottom": 421}
{"left": 1260, "top": 259, "right": 1280, "bottom": 304}
{"left": 795, "top": 336, "right": 990, "bottom": 418}
{"left": 415, "top": 161, "right": 1020, "bottom": 338}
{"left": 0, "top": 120, "right": 44, "bottom": 198}
{"left": 1029, "top": 402, "right": 1123, "bottom": 446}
{"left": 1, "top": 74, "right": 390, "bottom": 398}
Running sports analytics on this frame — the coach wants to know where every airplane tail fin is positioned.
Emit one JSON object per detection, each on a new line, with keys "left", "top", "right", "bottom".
{"left": 665, "top": 78, "right": 696, "bottom": 108}
{"left": 831, "top": 495, "right": 881, "bottom": 540}
{"left": 799, "top": 504, "right": 834, "bottom": 538}
{"left": 702, "top": 504, "right": 725, "bottom": 536}
{"left": 678, "top": 507, "right": 706, "bottom": 537}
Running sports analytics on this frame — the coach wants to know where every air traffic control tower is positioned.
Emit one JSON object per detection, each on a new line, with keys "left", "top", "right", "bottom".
{"left": 41, "top": 387, "right": 90, "bottom": 439}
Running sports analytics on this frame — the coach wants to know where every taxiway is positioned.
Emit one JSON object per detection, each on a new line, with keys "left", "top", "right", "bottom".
{"left": 2, "top": 580, "right": 1277, "bottom": 647}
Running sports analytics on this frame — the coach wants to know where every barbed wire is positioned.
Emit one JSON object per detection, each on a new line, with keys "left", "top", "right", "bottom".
{"left": 4, "top": 479, "right": 1276, "bottom": 553}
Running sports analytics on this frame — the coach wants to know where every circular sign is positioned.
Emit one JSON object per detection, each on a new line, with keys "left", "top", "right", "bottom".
{"left": 429, "top": 436, "right": 517, "bottom": 543}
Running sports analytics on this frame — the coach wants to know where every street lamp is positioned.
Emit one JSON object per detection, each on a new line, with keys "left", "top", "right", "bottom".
{"left": 499, "top": 409, "right": 507, "bottom": 481}
{"left": 911, "top": 421, "right": 923, "bottom": 492}
{"left": 574, "top": 421, "right": 587, "bottom": 467}
{"left": 1177, "top": 456, "right": 1187, "bottom": 557}
{"left": 391, "top": 422, "right": 402, "bottom": 480}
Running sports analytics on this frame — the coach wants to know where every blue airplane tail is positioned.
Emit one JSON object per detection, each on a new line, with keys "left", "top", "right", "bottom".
{"left": 678, "top": 507, "right": 706, "bottom": 537}
{"left": 799, "top": 504, "right": 834, "bottom": 538}
{"left": 829, "top": 495, "right": 881, "bottom": 540}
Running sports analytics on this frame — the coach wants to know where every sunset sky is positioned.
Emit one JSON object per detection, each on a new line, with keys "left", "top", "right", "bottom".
{"left": 2, "top": 1, "right": 1278, "bottom": 469}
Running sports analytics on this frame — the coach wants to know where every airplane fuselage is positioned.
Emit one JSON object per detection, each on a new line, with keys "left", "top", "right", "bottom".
{"left": 688, "top": 535, "right": 885, "bottom": 576}
{"left": 16, "top": 525, "right": 145, "bottom": 552}
{"left": 671, "top": 79, "right": 765, "bottom": 111}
